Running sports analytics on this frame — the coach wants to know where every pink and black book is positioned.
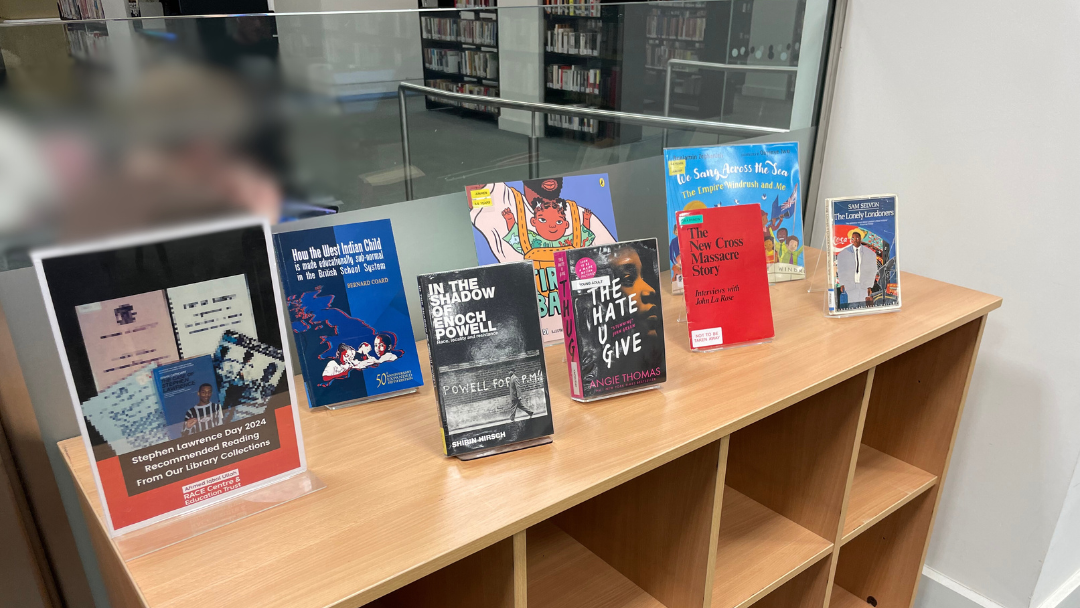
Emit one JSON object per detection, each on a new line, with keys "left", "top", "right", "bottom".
{"left": 554, "top": 239, "right": 666, "bottom": 401}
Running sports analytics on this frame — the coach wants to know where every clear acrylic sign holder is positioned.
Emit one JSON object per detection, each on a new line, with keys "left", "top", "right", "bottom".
{"left": 455, "top": 436, "right": 554, "bottom": 461}
{"left": 61, "top": 441, "right": 327, "bottom": 561}
{"left": 323, "top": 387, "right": 418, "bottom": 410}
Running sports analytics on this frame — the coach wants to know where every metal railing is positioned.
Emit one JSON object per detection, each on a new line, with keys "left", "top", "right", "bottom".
{"left": 397, "top": 81, "right": 787, "bottom": 200}
{"left": 662, "top": 59, "right": 799, "bottom": 147}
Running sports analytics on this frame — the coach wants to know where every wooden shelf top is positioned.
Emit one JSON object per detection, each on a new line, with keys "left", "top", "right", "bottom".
{"left": 58, "top": 249, "right": 1000, "bottom": 608}
{"left": 712, "top": 488, "right": 833, "bottom": 608}
{"left": 830, "top": 584, "right": 868, "bottom": 608}
{"left": 842, "top": 444, "right": 938, "bottom": 544}
{"left": 528, "top": 521, "right": 663, "bottom": 608}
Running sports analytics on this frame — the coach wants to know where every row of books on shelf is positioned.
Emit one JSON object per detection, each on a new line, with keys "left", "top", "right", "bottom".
{"left": 424, "top": 48, "right": 500, "bottom": 79}
{"left": 646, "top": 9, "right": 707, "bottom": 41}
{"left": 43, "top": 140, "right": 897, "bottom": 536}
{"left": 421, "top": 16, "right": 498, "bottom": 46}
{"left": 65, "top": 27, "right": 109, "bottom": 65}
{"left": 546, "top": 64, "right": 612, "bottom": 95}
{"left": 545, "top": 23, "right": 613, "bottom": 57}
{"left": 57, "top": 0, "right": 104, "bottom": 19}
{"left": 543, "top": 0, "right": 600, "bottom": 18}
{"left": 455, "top": 0, "right": 495, "bottom": 7}
{"left": 427, "top": 79, "right": 501, "bottom": 114}
{"left": 646, "top": 41, "right": 701, "bottom": 69}
{"left": 547, "top": 110, "right": 602, "bottom": 134}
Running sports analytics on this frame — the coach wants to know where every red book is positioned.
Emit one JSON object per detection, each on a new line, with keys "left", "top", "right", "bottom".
{"left": 676, "top": 205, "right": 775, "bottom": 350}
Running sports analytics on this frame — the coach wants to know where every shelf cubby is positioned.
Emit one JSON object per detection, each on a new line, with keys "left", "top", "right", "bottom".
{"left": 830, "top": 584, "right": 869, "bottom": 608}
{"left": 548, "top": 439, "right": 726, "bottom": 608}
{"left": 528, "top": 521, "right": 662, "bottom": 608}
{"left": 366, "top": 535, "right": 517, "bottom": 608}
{"left": 834, "top": 489, "right": 938, "bottom": 608}
{"left": 713, "top": 371, "right": 872, "bottom": 608}
{"left": 841, "top": 443, "right": 937, "bottom": 544}
{"left": 711, "top": 488, "right": 832, "bottom": 608}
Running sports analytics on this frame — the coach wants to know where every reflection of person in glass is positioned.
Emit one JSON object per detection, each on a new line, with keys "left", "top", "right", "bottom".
{"left": 183, "top": 383, "right": 226, "bottom": 435}
{"left": 835, "top": 229, "right": 878, "bottom": 308}
{"left": 612, "top": 244, "right": 662, "bottom": 343}
{"left": 506, "top": 370, "right": 535, "bottom": 423}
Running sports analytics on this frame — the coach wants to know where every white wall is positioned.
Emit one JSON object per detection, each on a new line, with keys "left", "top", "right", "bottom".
{"left": 812, "top": 1, "right": 1080, "bottom": 607}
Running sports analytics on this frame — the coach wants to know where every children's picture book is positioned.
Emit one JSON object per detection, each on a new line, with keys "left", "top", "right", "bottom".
{"left": 826, "top": 194, "right": 901, "bottom": 316}
{"left": 676, "top": 205, "right": 774, "bottom": 350}
{"left": 33, "top": 217, "right": 305, "bottom": 536}
{"left": 664, "top": 142, "right": 804, "bottom": 293}
{"left": 554, "top": 239, "right": 666, "bottom": 400}
{"left": 274, "top": 220, "right": 423, "bottom": 408}
{"left": 467, "top": 174, "right": 618, "bottom": 345}
{"left": 418, "top": 261, "right": 554, "bottom": 457}
{"left": 76, "top": 289, "right": 179, "bottom": 392}
{"left": 153, "top": 356, "right": 220, "bottom": 440}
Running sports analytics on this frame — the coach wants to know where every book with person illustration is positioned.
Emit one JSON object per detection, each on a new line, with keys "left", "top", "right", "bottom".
{"left": 467, "top": 174, "right": 619, "bottom": 345}
{"left": 273, "top": 219, "right": 424, "bottom": 409}
{"left": 826, "top": 194, "right": 901, "bottom": 316}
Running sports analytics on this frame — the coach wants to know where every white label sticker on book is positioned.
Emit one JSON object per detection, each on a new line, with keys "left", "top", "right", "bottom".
{"left": 571, "top": 276, "right": 610, "bottom": 291}
{"left": 691, "top": 327, "right": 724, "bottom": 348}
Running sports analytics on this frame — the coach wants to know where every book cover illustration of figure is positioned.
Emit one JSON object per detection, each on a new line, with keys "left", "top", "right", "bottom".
{"left": 827, "top": 195, "right": 900, "bottom": 315}
{"left": 664, "top": 142, "right": 804, "bottom": 293}
{"left": 555, "top": 239, "right": 666, "bottom": 400}
{"left": 467, "top": 175, "right": 618, "bottom": 345}
{"left": 152, "top": 355, "right": 224, "bottom": 439}
{"left": 274, "top": 220, "right": 423, "bottom": 408}
{"left": 418, "top": 262, "right": 554, "bottom": 457}
{"left": 676, "top": 205, "right": 774, "bottom": 350}
{"left": 33, "top": 218, "right": 305, "bottom": 536}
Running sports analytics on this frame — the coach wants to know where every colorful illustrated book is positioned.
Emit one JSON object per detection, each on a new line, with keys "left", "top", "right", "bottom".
{"left": 152, "top": 356, "right": 220, "bottom": 440}
{"left": 76, "top": 289, "right": 179, "bottom": 392}
{"left": 826, "top": 195, "right": 901, "bottom": 316}
{"left": 555, "top": 239, "right": 667, "bottom": 400}
{"left": 166, "top": 274, "right": 258, "bottom": 358}
{"left": 418, "top": 262, "right": 554, "bottom": 457}
{"left": 274, "top": 220, "right": 423, "bottom": 408}
{"left": 467, "top": 174, "right": 618, "bottom": 345}
{"left": 676, "top": 205, "right": 774, "bottom": 350}
{"left": 33, "top": 218, "right": 305, "bottom": 536}
{"left": 664, "top": 142, "right": 804, "bottom": 293}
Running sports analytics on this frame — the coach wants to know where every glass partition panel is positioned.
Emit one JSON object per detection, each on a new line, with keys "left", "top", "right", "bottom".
{"left": 0, "top": 0, "right": 832, "bottom": 270}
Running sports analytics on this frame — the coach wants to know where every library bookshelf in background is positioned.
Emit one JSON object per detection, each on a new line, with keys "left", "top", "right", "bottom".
{"left": 542, "top": 0, "right": 644, "bottom": 145}
{"left": 641, "top": 0, "right": 803, "bottom": 125}
{"left": 418, "top": 0, "right": 501, "bottom": 120}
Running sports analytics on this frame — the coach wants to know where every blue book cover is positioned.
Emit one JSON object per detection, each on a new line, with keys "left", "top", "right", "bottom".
{"left": 152, "top": 356, "right": 221, "bottom": 440}
{"left": 273, "top": 220, "right": 423, "bottom": 408}
{"left": 663, "top": 142, "right": 804, "bottom": 293}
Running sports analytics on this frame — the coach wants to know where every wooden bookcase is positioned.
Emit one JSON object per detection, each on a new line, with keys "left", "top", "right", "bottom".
{"left": 59, "top": 250, "right": 999, "bottom": 608}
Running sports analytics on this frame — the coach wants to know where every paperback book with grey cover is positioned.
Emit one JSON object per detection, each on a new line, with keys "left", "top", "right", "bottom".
{"left": 418, "top": 262, "right": 554, "bottom": 457}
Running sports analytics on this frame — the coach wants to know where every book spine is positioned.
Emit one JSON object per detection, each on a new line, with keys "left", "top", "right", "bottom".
{"left": 417, "top": 277, "right": 450, "bottom": 455}
{"left": 553, "top": 251, "right": 583, "bottom": 399}
{"left": 273, "top": 234, "right": 315, "bottom": 408}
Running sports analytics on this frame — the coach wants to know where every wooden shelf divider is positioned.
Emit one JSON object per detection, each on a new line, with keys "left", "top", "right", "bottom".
{"left": 711, "top": 488, "right": 833, "bottom": 608}
{"left": 841, "top": 444, "right": 938, "bottom": 545}
{"left": 528, "top": 521, "right": 663, "bottom": 608}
